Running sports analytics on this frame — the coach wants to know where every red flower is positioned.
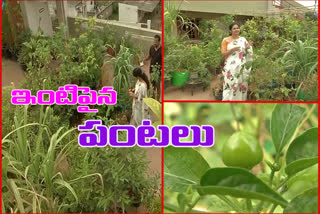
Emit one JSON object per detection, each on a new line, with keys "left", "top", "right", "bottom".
{"left": 227, "top": 71, "right": 232, "bottom": 79}
{"left": 239, "top": 52, "right": 243, "bottom": 59}
{"left": 239, "top": 83, "right": 247, "bottom": 91}
{"left": 232, "top": 85, "right": 238, "bottom": 93}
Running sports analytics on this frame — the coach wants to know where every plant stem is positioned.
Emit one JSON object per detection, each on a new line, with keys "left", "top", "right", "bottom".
{"left": 276, "top": 177, "right": 289, "bottom": 190}
{"left": 290, "top": 104, "right": 316, "bottom": 141}
{"left": 186, "top": 195, "right": 201, "bottom": 213}
{"left": 246, "top": 199, "right": 253, "bottom": 212}
{"left": 164, "top": 202, "right": 178, "bottom": 212}
{"left": 230, "top": 104, "right": 240, "bottom": 131}
{"left": 269, "top": 204, "right": 278, "bottom": 213}
{"left": 255, "top": 104, "right": 263, "bottom": 140}
{"left": 269, "top": 170, "right": 275, "bottom": 186}
{"left": 218, "top": 195, "right": 244, "bottom": 213}
{"left": 255, "top": 154, "right": 280, "bottom": 212}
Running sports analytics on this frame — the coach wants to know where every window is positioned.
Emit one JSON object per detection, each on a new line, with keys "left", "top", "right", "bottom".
{"left": 177, "top": 18, "right": 201, "bottom": 40}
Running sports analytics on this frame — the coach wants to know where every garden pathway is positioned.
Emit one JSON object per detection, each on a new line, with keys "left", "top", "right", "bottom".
{"left": 163, "top": 75, "right": 219, "bottom": 100}
{"left": 2, "top": 58, "right": 25, "bottom": 88}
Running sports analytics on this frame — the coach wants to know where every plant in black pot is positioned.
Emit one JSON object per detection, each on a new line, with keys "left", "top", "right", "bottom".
{"left": 212, "top": 75, "right": 223, "bottom": 100}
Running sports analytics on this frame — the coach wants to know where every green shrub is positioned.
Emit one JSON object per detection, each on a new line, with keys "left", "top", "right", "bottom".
{"left": 2, "top": 106, "right": 160, "bottom": 213}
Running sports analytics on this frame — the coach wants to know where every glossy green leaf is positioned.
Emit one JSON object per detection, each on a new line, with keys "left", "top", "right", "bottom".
{"left": 286, "top": 128, "right": 318, "bottom": 164}
{"left": 283, "top": 188, "right": 318, "bottom": 213}
{"left": 143, "top": 98, "right": 161, "bottom": 120}
{"left": 271, "top": 104, "right": 305, "bottom": 153}
{"left": 285, "top": 157, "right": 318, "bottom": 177}
{"left": 164, "top": 147, "right": 210, "bottom": 192}
{"left": 151, "top": 121, "right": 162, "bottom": 138}
{"left": 177, "top": 193, "right": 188, "bottom": 212}
{"left": 195, "top": 168, "right": 288, "bottom": 207}
{"left": 285, "top": 128, "right": 318, "bottom": 176}
{"left": 284, "top": 165, "right": 318, "bottom": 200}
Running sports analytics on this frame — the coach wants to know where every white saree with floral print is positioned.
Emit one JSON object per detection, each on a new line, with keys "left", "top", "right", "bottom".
{"left": 221, "top": 37, "right": 253, "bottom": 101}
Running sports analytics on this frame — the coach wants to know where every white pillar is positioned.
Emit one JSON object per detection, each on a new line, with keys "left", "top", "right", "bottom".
{"left": 56, "top": 0, "right": 69, "bottom": 36}
{"left": 147, "top": 20, "right": 151, "bottom": 29}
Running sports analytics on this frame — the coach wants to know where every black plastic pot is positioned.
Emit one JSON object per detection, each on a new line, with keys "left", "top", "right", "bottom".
{"left": 214, "top": 89, "right": 223, "bottom": 101}
{"left": 258, "top": 86, "right": 265, "bottom": 98}
{"left": 216, "top": 67, "right": 222, "bottom": 74}
{"left": 271, "top": 82, "right": 279, "bottom": 88}
{"left": 285, "top": 70, "right": 297, "bottom": 89}
{"left": 131, "top": 200, "right": 141, "bottom": 208}
{"left": 285, "top": 82, "right": 296, "bottom": 89}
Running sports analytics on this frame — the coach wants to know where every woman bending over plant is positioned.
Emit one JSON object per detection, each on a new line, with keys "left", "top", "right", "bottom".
{"left": 221, "top": 22, "right": 254, "bottom": 101}
{"left": 129, "top": 67, "right": 151, "bottom": 126}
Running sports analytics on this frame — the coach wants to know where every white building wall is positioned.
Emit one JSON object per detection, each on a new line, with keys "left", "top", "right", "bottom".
{"left": 20, "top": 1, "right": 53, "bottom": 36}
{"left": 119, "top": 3, "right": 138, "bottom": 23}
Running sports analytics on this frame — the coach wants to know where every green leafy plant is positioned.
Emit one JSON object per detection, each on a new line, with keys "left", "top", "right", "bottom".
{"left": 280, "top": 39, "right": 318, "bottom": 81}
{"left": 3, "top": 18, "right": 160, "bottom": 213}
{"left": 2, "top": 105, "right": 160, "bottom": 213}
{"left": 164, "top": 103, "right": 318, "bottom": 213}
{"left": 164, "top": 12, "right": 317, "bottom": 100}
{"left": 111, "top": 44, "right": 134, "bottom": 110}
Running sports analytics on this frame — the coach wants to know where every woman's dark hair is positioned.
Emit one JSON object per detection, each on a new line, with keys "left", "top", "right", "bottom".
{"left": 133, "top": 67, "right": 150, "bottom": 89}
{"left": 229, "top": 22, "right": 240, "bottom": 36}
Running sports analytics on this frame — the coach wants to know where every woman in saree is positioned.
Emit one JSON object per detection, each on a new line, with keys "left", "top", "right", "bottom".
{"left": 221, "top": 22, "right": 254, "bottom": 101}
{"left": 128, "top": 67, "right": 151, "bottom": 126}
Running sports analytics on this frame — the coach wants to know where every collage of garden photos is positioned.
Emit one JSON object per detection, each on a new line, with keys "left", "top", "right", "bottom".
{"left": 1, "top": 0, "right": 319, "bottom": 214}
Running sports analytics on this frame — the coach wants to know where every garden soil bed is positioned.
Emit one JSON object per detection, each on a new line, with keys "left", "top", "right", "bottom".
{"left": 2, "top": 58, "right": 25, "bottom": 87}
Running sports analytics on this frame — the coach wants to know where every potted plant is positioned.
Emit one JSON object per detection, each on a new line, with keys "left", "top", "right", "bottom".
{"left": 296, "top": 73, "right": 318, "bottom": 101}
{"left": 170, "top": 44, "right": 207, "bottom": 87}
{"left": 199, "top": 20, "right": 225, "bottom": 75}
{"left": 212, "top": 75, "right": 223, "bottom": 100}
{"left": 164, "top": 3, "right": 199, "bottom": 87}
{"left": 164, "top": 43, "right": 190, "bottom": 87}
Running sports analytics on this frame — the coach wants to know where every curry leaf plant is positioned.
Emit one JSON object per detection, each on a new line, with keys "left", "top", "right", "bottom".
{"left": 164, "top": 103, "right": 318, "bottom": 213}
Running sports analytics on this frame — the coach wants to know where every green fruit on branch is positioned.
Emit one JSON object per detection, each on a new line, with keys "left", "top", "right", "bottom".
{"left": 222, "top": 132, "right": 263, "bottom": 169}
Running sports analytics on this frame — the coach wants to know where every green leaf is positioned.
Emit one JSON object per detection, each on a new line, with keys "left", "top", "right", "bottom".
{"left": 283, "top": 188, "right": 318, "bottom": 213}
{"left": 195, "top": 167, "right": 288, "bottom": 207}
{"left": 164, "top": 202, "right": 212, "bottom": 213}
{"left": 54, "top": 179, "right": 79, "bottom": 204}
{"left": 152, "top": 121, "right": 162, "bottom": 138}
{"left": 177, "top": 193, "right": 188, "bottom": 212}
{"left": 286, "top": 128, "right": 318, "bottom": 165}
{"left": 164, "top": 147, "right": 210, "bottom": 192}
{"left": 285, "top": 128, "right": 318, "bottom": 177}
{"left": 164, "top": 171, "right": 196, "bottom": 193}
{"left": 143, "top": 98, "right": 161, "bottom": 120}
{"left": 271, "top": 104, "right": 305, "bottom": 154}
{"left": 8, "top": 179, "right": 25, "bottom": 213}
{"left": 285, "top": 157, "right": 318, "bottom": 177}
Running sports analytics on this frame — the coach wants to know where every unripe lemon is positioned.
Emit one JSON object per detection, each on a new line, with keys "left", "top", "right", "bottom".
{"left": 222, "top": 132, "right": 263, "bottom": 169}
